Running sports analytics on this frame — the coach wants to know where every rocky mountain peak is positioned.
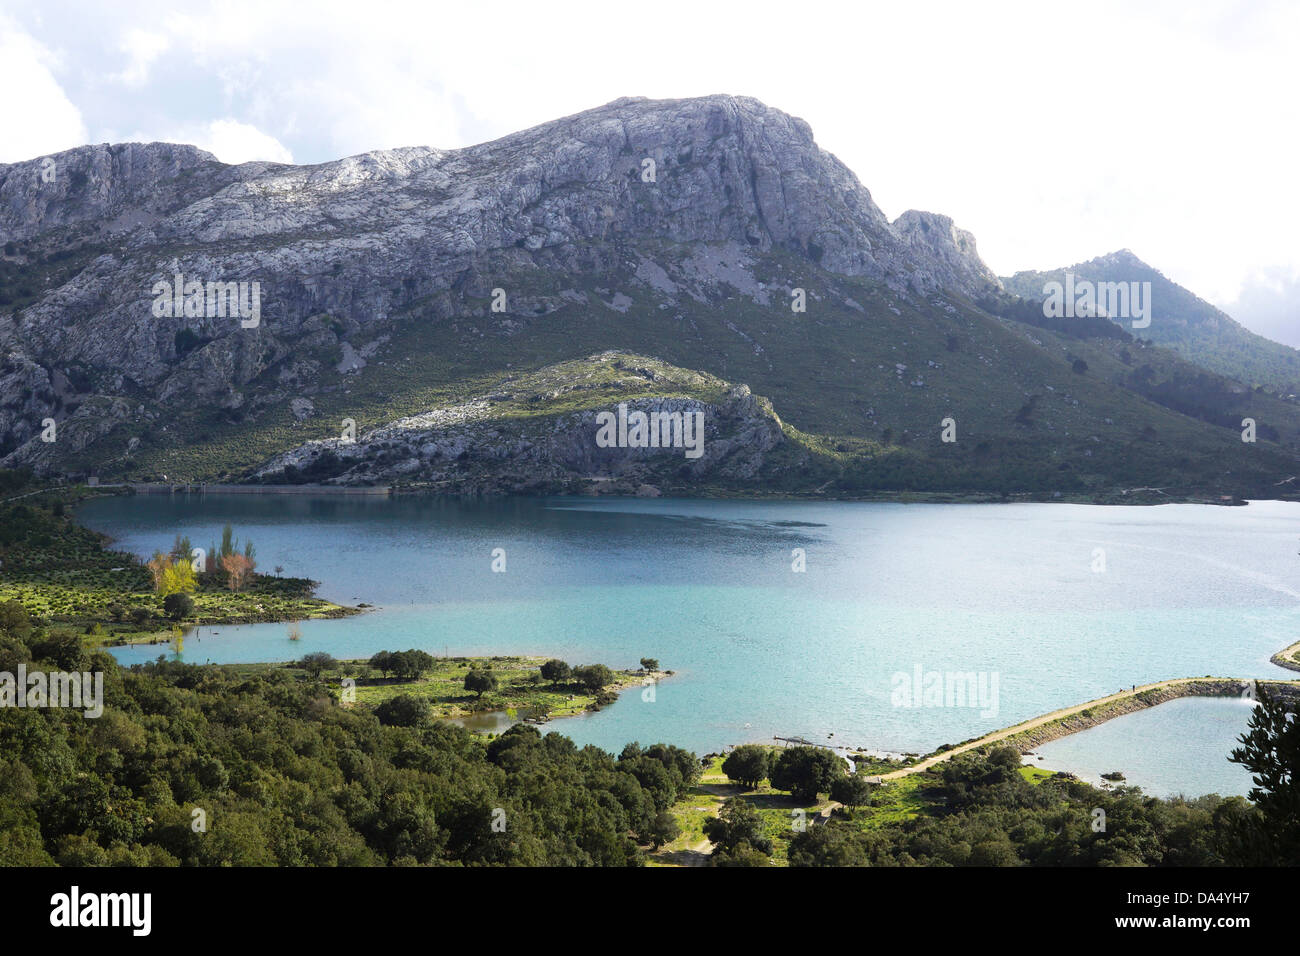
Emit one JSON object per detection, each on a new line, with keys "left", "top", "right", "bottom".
{"left": 892, "top": 210, "right": 1002, "bottom": 297}
{"left": 0, "top": 94, "right": 1009, "bottom": 471}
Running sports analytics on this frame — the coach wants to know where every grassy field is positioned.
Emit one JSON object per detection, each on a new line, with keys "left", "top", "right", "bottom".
{"left": 652, "top": 750, "right": 940, "bottom": 867}
{"left": 340, "top": 654, "right": 663, "bottom": 720}
{"left": 1019, "top": 765, "right": 1057, "bottom": 785}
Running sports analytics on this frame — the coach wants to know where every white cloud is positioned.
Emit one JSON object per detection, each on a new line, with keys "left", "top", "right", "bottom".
{"left": 127, "top": 119, "right": 293, "bottom": 165}
{"left": 194, "top": 119, "right": 293, "bottom": 165}
{"left": 113, "top": 27, "right": 169, "bottom": 87}
{"left": 0, "top": 15, "right": 88, "bottom": 162}
{"left": 1222, "top": 267, "right": 1300, "bottom": 348}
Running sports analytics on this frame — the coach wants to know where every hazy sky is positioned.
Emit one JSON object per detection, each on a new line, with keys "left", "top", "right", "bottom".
{"left": 2, "top": 0, "right": 1297, "bottom": 345}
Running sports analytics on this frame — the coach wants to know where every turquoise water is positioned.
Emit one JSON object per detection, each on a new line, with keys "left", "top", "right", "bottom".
{"left": 79, "top": 495, "right": 1300, "bottom": 774}
{"left": 1029, "top": 696, "right": 1260, "bottom": 797}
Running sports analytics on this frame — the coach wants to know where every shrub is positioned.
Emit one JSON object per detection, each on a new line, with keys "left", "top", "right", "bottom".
{"left": 374, "top": 693, "right": 430, "bottom": 727}
{"left": 573, "top": 663, "right": 613, "bottom": 692}
{"left": 162, "top": 592, "right": 194, "bottom": 621}
{"left": 464, "top": 668, "right": 498, "bottom": 699}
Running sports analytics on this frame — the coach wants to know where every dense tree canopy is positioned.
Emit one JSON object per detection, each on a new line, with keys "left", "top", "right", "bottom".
{"left": 721, "top": 744, "right": 770, "bottom": 789}
{"left": 770, "top": 746, "right": 846, "bottom": 802}
{"left": 0, "top": 601, "right": 695, "bottom": 866}
{"left": 788, "top": 745, "right": 1272, "bottom": 867}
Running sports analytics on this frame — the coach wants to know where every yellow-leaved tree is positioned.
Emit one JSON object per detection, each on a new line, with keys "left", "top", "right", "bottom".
{"left": 160, "top": 558, "right": 198, "bottom": 596}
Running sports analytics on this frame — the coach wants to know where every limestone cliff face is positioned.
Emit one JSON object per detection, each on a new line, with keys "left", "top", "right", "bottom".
{"left": 0, "top": 94, "right": 1000, "bottom": 471}
{"left": 892, "top": 210, "right": 1002, "bottom": 299}
{"left": 0, "top": 142, "right": 236, "bottom": 242}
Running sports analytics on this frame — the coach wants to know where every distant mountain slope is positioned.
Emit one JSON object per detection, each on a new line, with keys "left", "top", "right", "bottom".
{"left": 1, "top": 96, "right": 1298, "bottom": 498}
{"left": 1002, "top": 250, "right": 1300, "bottom": 392}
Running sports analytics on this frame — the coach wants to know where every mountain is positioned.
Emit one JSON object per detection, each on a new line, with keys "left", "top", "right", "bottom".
{"left": 1002, "top": 250, "right": 1300, "bottom": 392}
{"left": 1, "top": 95, "right": 1298, "bottom": 498}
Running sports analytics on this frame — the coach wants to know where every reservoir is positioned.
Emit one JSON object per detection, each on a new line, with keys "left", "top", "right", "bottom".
{"left": 79, "top": 494, "right": 1300, "bottom": 792}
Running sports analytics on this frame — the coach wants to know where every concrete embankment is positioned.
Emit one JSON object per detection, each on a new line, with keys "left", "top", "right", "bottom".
{"left": 1003, "top": 680, "right": 1247, "bottom": 753}
{"left": 1270, "top": 640, "right": 1300, "bottom": 673}
{"left": 882, "top": 677, "right": 1300, "bottom": 781}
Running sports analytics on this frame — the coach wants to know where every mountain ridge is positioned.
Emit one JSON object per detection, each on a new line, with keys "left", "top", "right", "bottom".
{"left": 1, "top": 94, "right": 1297, "bottom": 498}
{"left": 1002, "top": 250, "right": 1300, "bottom": 392}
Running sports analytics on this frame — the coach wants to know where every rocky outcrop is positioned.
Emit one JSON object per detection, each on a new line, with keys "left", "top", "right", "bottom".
{"left": 893, "top": 210, "right": 1002, "bottom": 299}
{"left": 0, "top": 142, "right": 237, "bottom": 243}
{"left": 254, "top": 354, "right": 789, "bottom": 494}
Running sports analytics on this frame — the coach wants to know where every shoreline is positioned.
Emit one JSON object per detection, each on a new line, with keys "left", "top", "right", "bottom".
{"left": 74, "top": 481, "right": 1292, "bottom": 506}
{"left": 1269, "top": 638, "right": 1300, "bottom": 672}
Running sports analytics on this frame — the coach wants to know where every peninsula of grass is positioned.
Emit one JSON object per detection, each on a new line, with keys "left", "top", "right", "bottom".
{"left": 219, "top": 653, "right": 667, "bottom": 727}
{"left": 345, "top": 654, "right": 666, "bottom": 720}
{"left": 0, "top": 481, "right": 357, "bottom": 646}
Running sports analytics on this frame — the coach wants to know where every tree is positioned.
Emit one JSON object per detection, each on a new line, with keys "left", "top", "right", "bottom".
{"left": 160, "top": 559, "right": 198, "bottom": 596}
{"left": 374, "top": 693, "right": 430, "bottom": 727}
{"left": 369, "top": 650, "right": 396, "bottom": 678}
{"left": 1072, "top": 358, "right": 1089, "bottom": 375}
{"left": 643, "top": 743, "right": 701, "bottom": 788}
{"left": 640, "top": 657, "right": 659, "bottom": 672}
{"left": 1228, "top": 691, "right": 1300, "bottom": 864}
{"left": 644, "top": 810, "right": 679, "bottom": 849}
{"left": 712, "top": 842, "right": 770, "bottom": 866}
{"left": 169, "top": 534, "right": 193, "bottom": 562}
{"left": 721, "top": 745, "right": 770, "bottom": 789}
{"left": 221, "top": 553, "right": 254, "bottom": 591}
{"left": 789, "top": 821, "right": 872, "bottom": 866}
{"left": 703, "top": 797, "right": 772, "bottom": 858}
{"left": 392, "top": 649, "right": 435, "bottom": 680}
{"left": 299, "top": 652, "right": 337, "bottom": 678}
{"left": 572, "top": 663, "right": 613, "bottom": 693}
{"left": 830, "top": 773, "right": 874, "bottom": 809}
{"left": 770, "top": 746, "right": 847, "bottom": 802}
{"left": 162, "top": 592, "right": 193, "bottom": 621}
{"left": 464, "top": 668, "right": 498, "bottom": 699}
{"left": 0, "top": 599, "right": 34, "bottom": 643}
{"left": 219, "top": 523, "right": 237, "bottom": 560}
{"left": 146, "top": 552, "right": 170, "bottom": 591}
{"left": 540, "top": 659, "right": 571, "bottom": 685}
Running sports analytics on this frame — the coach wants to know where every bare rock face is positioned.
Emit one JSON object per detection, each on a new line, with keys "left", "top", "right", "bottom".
{"left": 0, "top": 142, "right": 239, "bottom": 242}
{"left": 892, "top": 210, "right": 1002, "bottom": 299}
{"left": 0, "top": 94, "right": 1000, "bottom": 471}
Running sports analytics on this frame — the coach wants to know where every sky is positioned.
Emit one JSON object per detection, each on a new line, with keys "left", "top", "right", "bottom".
{"left": 1, "top": 0, "right": 1297, "bottom": 345}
